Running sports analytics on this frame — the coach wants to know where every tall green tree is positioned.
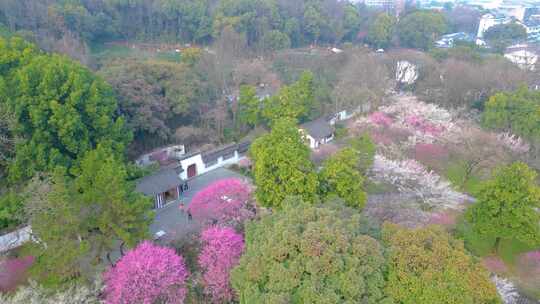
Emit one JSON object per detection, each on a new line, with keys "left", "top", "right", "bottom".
{"left": 367, "top": 13, "right": 396, "bottom": 49}
{"left": 303, "top": 4, "right": 324, "bottom": 44}
{"left": 262, "top": 71, "right": 315, "bottom": 124}
{"left": 2, "top": 39, "right": 130, "bottom": 182}
{"left": 250, "top": 119, "right": 319, "bottom": 208}
{"left": 465, "top": 162, "right": 540, "bottom": 253}
{"left": 350, "top": 132, "right": 376, "bottom": 173}
{"left": 397, "top": 10, "right": 448, "bottom": 50}
{"left": 484, "top": 22, "right": 527, "bottom": 53}
{"left": 232, "top": 200, "right": 390, "bottom": 303}
{"left": 383, "top": 224, "right": 502, "bottom": 304}
{"left": 261, "top": 30, "right": 291, "bottom": 52}
{"left": 28, "top": 145, "right": 152, "bottom": 286}
{"left": 482, "top": 87, "right": 540, "bottom": 143}
{"left": 0, "top": 190, "right": 24, "bottom": 230}
{"left": 383, "top": 224, "right": 501, "bottom": 304}
{"left": 319, "top": 148, "right": 367, "bottom": 209}
{"left": 0, "top": 102, "right": 15, "bottom": 179}
{"left": 237, "top": 85, "right": 261, "bottom": 128}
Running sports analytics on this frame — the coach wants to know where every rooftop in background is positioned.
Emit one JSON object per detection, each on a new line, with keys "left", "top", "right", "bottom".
{"left": 435, "top": 32, "right": 475, "bottom": 48}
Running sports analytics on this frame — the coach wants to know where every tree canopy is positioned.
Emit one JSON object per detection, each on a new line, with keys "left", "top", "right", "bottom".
{"left": 484, "top": 23, "right": 527, "bottom": 53}
{"left": 0, "top": 37, "right": 130, "bottom": 183}
{"left": 250, "top": 119, "right": 319, "bottom": 208}
{"left": 465, "top": 162, "right": 540, "bottom": 251}
{"left": 319, "top": 148, "right": 367, "bottom": 209}
{"left": 482, "top": 87, "right": 540, "bottom": 144}
{"left": 27, "top": 145, "right": 152, "bottom": 286}
{"left": 198, "top": 226, "right": 244, "bottom": 303}
{"left": 104, "top": 241, "right": 189, "bottom": 304}
{"left": 383, "top": 224, "right": 501, "bottom": 304}
{"left": 0, "top": 0, "right": 365, "bottom": 52}
{"left": 262, "top": 71, "right": 315, "bottom": 124}
{"left": 231, "top": 201, "right": 390, "bottom": 304}
{"left": 397, "top": 11, "right": 448, "bottom": 50}
{"left": 367, "top": 13, "right": 396, "bottom": 49}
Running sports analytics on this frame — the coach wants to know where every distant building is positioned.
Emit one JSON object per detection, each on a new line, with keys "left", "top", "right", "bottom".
{"left": 299, "top": 117, "right": 335, "bottom": 149}
{"left": 504, "top": 44, "right": 538, "bottom": 70}
{"left": 136, "top": 145, "right": 186, "bottom": 167}
{"left": 363, "top": 0, "right": 405, "bottom": 16}
{"left": 523, "top": 7, "right": 540, "bottom": 43}
{"left": 435, "top": 32, "right": 475, "bottom": 48}
{"left": 477, "top": 13, "right": 510, "bottom": 39}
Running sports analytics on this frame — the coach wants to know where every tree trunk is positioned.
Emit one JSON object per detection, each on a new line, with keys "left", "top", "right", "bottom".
{"left": 494, "top": 237, "right": 502, "bottom": 254}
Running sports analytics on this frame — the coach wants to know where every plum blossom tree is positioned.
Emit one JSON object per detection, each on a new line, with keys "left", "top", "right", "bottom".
{"left": 0, "top": 279, "right": 103, "bottom": 304}
{"left": 187, "top": 178, "right": 255, "bottom": 227}
{"left": 198, "top": 227, "right": 244, "bottom": 303}
{"left": 104, "top": 241, "right": 189, "bottom": 304}
{"left": 358, "top": 95, "right": 459, "bottom": 144}
{"left": 496, "top": 132, "right": 530, "bottom": 154}
{"left": 371, "top": 154, "right": 468, "bottom": 209}
{"left": 368, "top": 111, "right": 393, "bottom": 127}
{"left": 0, "top": 256, "right": 34, "bottom": 292}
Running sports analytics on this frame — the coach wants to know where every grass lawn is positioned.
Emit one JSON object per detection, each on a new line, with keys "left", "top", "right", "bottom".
{"left": 456, "top": 219, "right": 537, "bottom": 263}
{"left": 445, "top": 162, "right": 483, "bottom": 194}
{"left": 90, "top": 42, "right": 137, "bottom": 62}
{"left": 364, "top": 179, "right": 397, "bottom": 195}
{"left": 155, "top": 51, "right": 182, "bottom": 63}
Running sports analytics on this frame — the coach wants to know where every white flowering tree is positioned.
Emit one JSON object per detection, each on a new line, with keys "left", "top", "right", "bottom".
{"left": 370, "top": 154, "right": 469, "bottom": 209}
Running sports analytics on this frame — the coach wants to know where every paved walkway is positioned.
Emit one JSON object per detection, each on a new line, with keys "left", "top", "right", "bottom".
{"left": 149, "top": 167, "right": 246, "bottom": 241}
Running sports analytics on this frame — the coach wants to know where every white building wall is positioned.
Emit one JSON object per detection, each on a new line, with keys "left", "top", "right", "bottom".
{"left": 178, "top": 152, "right": 244, "bottom": 180}
{"left": 0, "top": 226, "right": 32, "bottom": 253}
{"left": 504, "top": 50, "right": 538, "bottom": 70}
{"left": 477, "top": 14, "right": 509, "bottom": 38}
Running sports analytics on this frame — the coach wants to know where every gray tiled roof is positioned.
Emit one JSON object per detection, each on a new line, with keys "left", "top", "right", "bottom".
{"left": 300, "top": 117, "right": 334, "bottom": 139}
{"left": 135, "top": 168, "right": 182, "bottom": 196}
{"left": 202, "top": 143, "right": 238, "bottom": 164}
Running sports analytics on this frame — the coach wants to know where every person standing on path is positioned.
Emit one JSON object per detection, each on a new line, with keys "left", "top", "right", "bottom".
{"left": 179, "top": 201, "right": 185, "bottom": 214}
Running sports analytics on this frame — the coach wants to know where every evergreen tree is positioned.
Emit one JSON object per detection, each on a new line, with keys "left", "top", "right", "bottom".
{"left": 466, "top": 162, "right": 540, "bottom": 253}
{"left": 28, "top": 145, "right": 152, "bottom": 286}
{"left": 319, "top": 148, "right": 367, "bottom": 209}
{"left": 250, "top": 119, "right": 319, "bottom": 208}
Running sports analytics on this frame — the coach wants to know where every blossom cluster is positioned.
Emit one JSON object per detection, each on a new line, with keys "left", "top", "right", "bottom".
{"left": 496, "top": 132, "right": 530, "bottom": 154}
{"left": 187, "top": 178, "right": 255, "bottom": 227}
{"left": 370, "top": 154, "right": 469, "bottom": 209}
{"left": 104, "top": 241, "right": 189, "bottom": 304}
{"left": 358, "top": 95, "right": 459, "bottom": 144}
{"left": 198, "top": 227, "right": 244, "bottom": 303}
{"left": 483, "top": 256, "right": 508, "bottom": 274}
{"left": 0, "top": 256, "right": 34, "bottom": 292}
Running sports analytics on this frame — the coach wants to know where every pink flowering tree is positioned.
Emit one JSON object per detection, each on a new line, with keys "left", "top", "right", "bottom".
{"left": 369, "top": 112, "right": 393, "bottom": 127}
{"left": 482, "top": 256, "right": 508, "bottom": 274}
{"left": 104, "top": 241, "right": 189, "bottom": 304}
{"left": 187, "top": 178, "right": 255, "bottom": 227}
{"left": 0, "top": 256, "right": 34, "bottom": 292}
{"left": 198, "top": 227, "right": 244, "bottom": 303}
{"left": 516, "top": 250, "right": 540, "bottom": 281}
